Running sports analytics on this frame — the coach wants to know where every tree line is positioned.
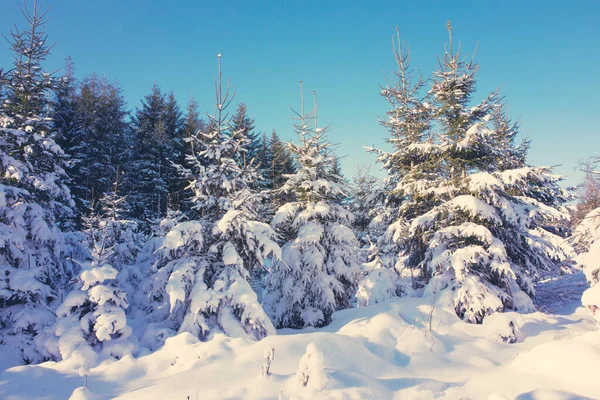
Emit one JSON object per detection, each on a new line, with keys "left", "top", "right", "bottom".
{"left": 0, "top": 2, "right": 589, "bottom": 365}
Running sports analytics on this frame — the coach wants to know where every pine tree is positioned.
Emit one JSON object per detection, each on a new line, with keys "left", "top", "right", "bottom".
{"left": 367, "top": 24, "right": 573, "bottom": 323}
{"left": 140, "top": 55, "right": 278, "bottom": 346}
{"left": 163, "top": 92, "right": 186, "bottom": 210}
{"left": 128, "top": 85, "right": 186, "bottom": 223}
{"left": 52, "top": 57, "right": 78, "bottom": 230}
{"left": 58, "top": 74, "right": 129, "bottom": 225}
{"left": 267, "top": 129, "right": 296, "bottom": 212}
{"left": 389, "top": 23, "right": 571, "bottom": 323}
{"left": 269, "top": 130, "right": 295, "bottom": 188}
{"left": 255, "top": 132, "right": 271, "bottom": 189}
{"left": 51, "top": 195, "right": 136, "bottom": 363}
{"left": 0, "top": 1, "right": 74, "bottom": 362}
{"left": 127, "top": 83, "right": 168, "bottom": 223}
{"left": 356, "top": 237, "right": 402, "bottom": 306}
{"left": 264, "top": 85, "right": 359, "bottom": 329}
{"left": 182, "top": 96, "right": 204, "bottom": 156}
{"left": 53, "top": 56, "right": 78, "bottom": 153}
{"left": 366, "top": 28, "right": 436, "bottom": 291}
{"left": 330, "top": 156, "right": 344, "bottom": 179}
{"left": 348, "top": 164, "right": 379, "bottom": 244}
{"left": 2, "top": 1, "right": 54, "bottom": 127}
{"left": 231, "top": 103, "right": 260, "bottom": 167}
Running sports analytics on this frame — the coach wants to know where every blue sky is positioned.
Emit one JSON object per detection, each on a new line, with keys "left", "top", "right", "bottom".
{"left": 1, "top": 0, "right": 598, "bottom": 186}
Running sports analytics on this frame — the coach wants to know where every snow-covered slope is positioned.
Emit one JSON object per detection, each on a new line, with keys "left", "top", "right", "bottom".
{"left": 0, "top": 278, "right": 598, "bottom": 400}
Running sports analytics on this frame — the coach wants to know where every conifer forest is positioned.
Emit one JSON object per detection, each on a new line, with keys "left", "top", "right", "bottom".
{"left": 0, "top": 2, "right": 599, "bottom": 399}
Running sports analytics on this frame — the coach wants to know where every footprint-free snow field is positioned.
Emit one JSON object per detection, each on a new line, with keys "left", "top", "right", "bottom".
{"left": 1, "top": 273, "right": 598, "bottom": 400}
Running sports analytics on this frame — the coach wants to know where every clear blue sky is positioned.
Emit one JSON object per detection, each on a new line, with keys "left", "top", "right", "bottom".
{"left": 1, "top": 0, "right": 598, "bottom": 186}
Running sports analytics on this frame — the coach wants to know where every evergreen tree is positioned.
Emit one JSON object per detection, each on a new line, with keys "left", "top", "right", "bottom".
{"left": 366, "top": 28, "right": 435, "bottom": 288}
{"left": 264, "top": 86, "right": 359, "bottom": 329}
{"left": 267, "top": 129, "right": 296, "bottom": 213}
{"left": 2, "top": 1, "right": 54, "bottom": 127}
{"left": 269, "top": 130, "right": 295, "bottom": 188}
{"left": 182, "top": 96, "right": 204, "bottom": 156}
{"left": 140, "top": 55, "right": 278, "bottom": 345}
{"left": 53, "top": 56, "right": 78, "bottom": 153}
{"left": 255, "top": 132, "right": 271, "bottom": 189}
{"left": 0, "top": 1, "right": 74, "bottom": 362}
{"left": 371, "top": 24, "right": 572, "bottom": 323}
{"left": 163, "top": 92, "right": 186, "bottom": 210}
{"left": 231, "top": 103, "right": 260, "bottom": 167}
{"left": 128, "top": 83, "right": 183, "bottom": 224}
{"left": 330, "top": 156, "right": 344, "bottom": 179}
{"left": 59, "top": 74, "right": 129, "bottom": 225}
{"left": 51, "top": 196, "right": 136, "bottom": 363}
{"left": 348, "top": 164, "right": 379, "bottom": 244}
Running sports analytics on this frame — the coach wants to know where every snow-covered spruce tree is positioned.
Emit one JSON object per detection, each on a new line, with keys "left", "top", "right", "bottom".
{"left": 356, "top": 236, "right": 402, "bottom": 307}
{"left": 411, "top": 23, "right": 571, "bottom": 323}
{"left": 264, "top": 85, "right": 359, "bottom": 329}
{"left": 365, "top": 28, "right": 436, "bottom": 294}
{"left": 254, "top": 132, "right": 271, "bottom": 191}
{"left": 0, "top": 2, "right": 75, "bottom": 362}
{"left": 268, "top": 130, "right": 296, "bottom": 191}
{"left": 95, "top": 172, "right": 143, "bottom": 305}
{"left": 348, "top": 164, "right": 379, "bottom": 246}
{"left": 231, "top": 103, "right": 260, "bottom": 168}
{"left": 140, "top": 55, "right": 279, "bottom": 347}
{"left": 51, "top": 194, "right": 136, "bottom": 363}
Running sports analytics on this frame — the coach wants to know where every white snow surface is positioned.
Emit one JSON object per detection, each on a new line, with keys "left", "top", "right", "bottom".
{"left": 1, "top": 279, "right": 599, "bottom": 400}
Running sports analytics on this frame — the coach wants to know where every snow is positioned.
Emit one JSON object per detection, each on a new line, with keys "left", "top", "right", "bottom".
{"left": 582, "top": 285, "right": 600, "bottom": 323}
{"left": 1, "top": 281, "right": 598, "bottom": 400}
{"left": 449, "top": 195, "right": 501, "bottom": 223}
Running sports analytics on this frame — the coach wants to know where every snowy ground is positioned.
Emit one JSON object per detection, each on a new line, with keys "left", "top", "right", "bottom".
{"left": 0, "top": 273, "right": 598, "bottom": 400}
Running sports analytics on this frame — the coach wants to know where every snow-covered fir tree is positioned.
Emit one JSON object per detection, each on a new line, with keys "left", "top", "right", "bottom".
{"left": 264, "top": 85, "right": 359, "bottom": 329}
{"left": 231, "top": 103, "right": 261, "bottom": 168}
{"left": 140, "top": 55, "right": 279, "bottom": 347}
{"left": 0, "top": 2, "right": 75, "bottom": 362}
{"left": 356, "top": 236, "right": 402, "bottom": 307}
{"left": 348, "top": 164, "right": 379, "bottom": 245}
{"left": 50, "top": 195, "right": 137, "bottom": 364}
{"left": 269, "top": 130, "right": 296, "bottom": 188}
{"left": 365, "top": 28, "right": 435, "bottom": 292}
{"left": 370, "top": 24, "right": 572, "bottom": 323}
{"left": 254, "top": 132, "right": 271, "bottom": 190}
{"left": 182, "top": 96, "right": 205, "bottom": 165}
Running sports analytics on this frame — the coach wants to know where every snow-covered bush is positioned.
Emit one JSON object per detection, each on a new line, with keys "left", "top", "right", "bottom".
{"left": 297, "top": 343, "right": 328, "bottom": 391}
{"left": 573, "top": 207, "right": 600, "bottom": 322}
{"left": 356, "top": 240, "right": 404, "bottom": 307}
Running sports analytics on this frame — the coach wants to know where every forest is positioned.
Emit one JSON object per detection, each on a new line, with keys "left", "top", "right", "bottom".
{"left": 1, "top": 2, "right": 599, "bottom": 399}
